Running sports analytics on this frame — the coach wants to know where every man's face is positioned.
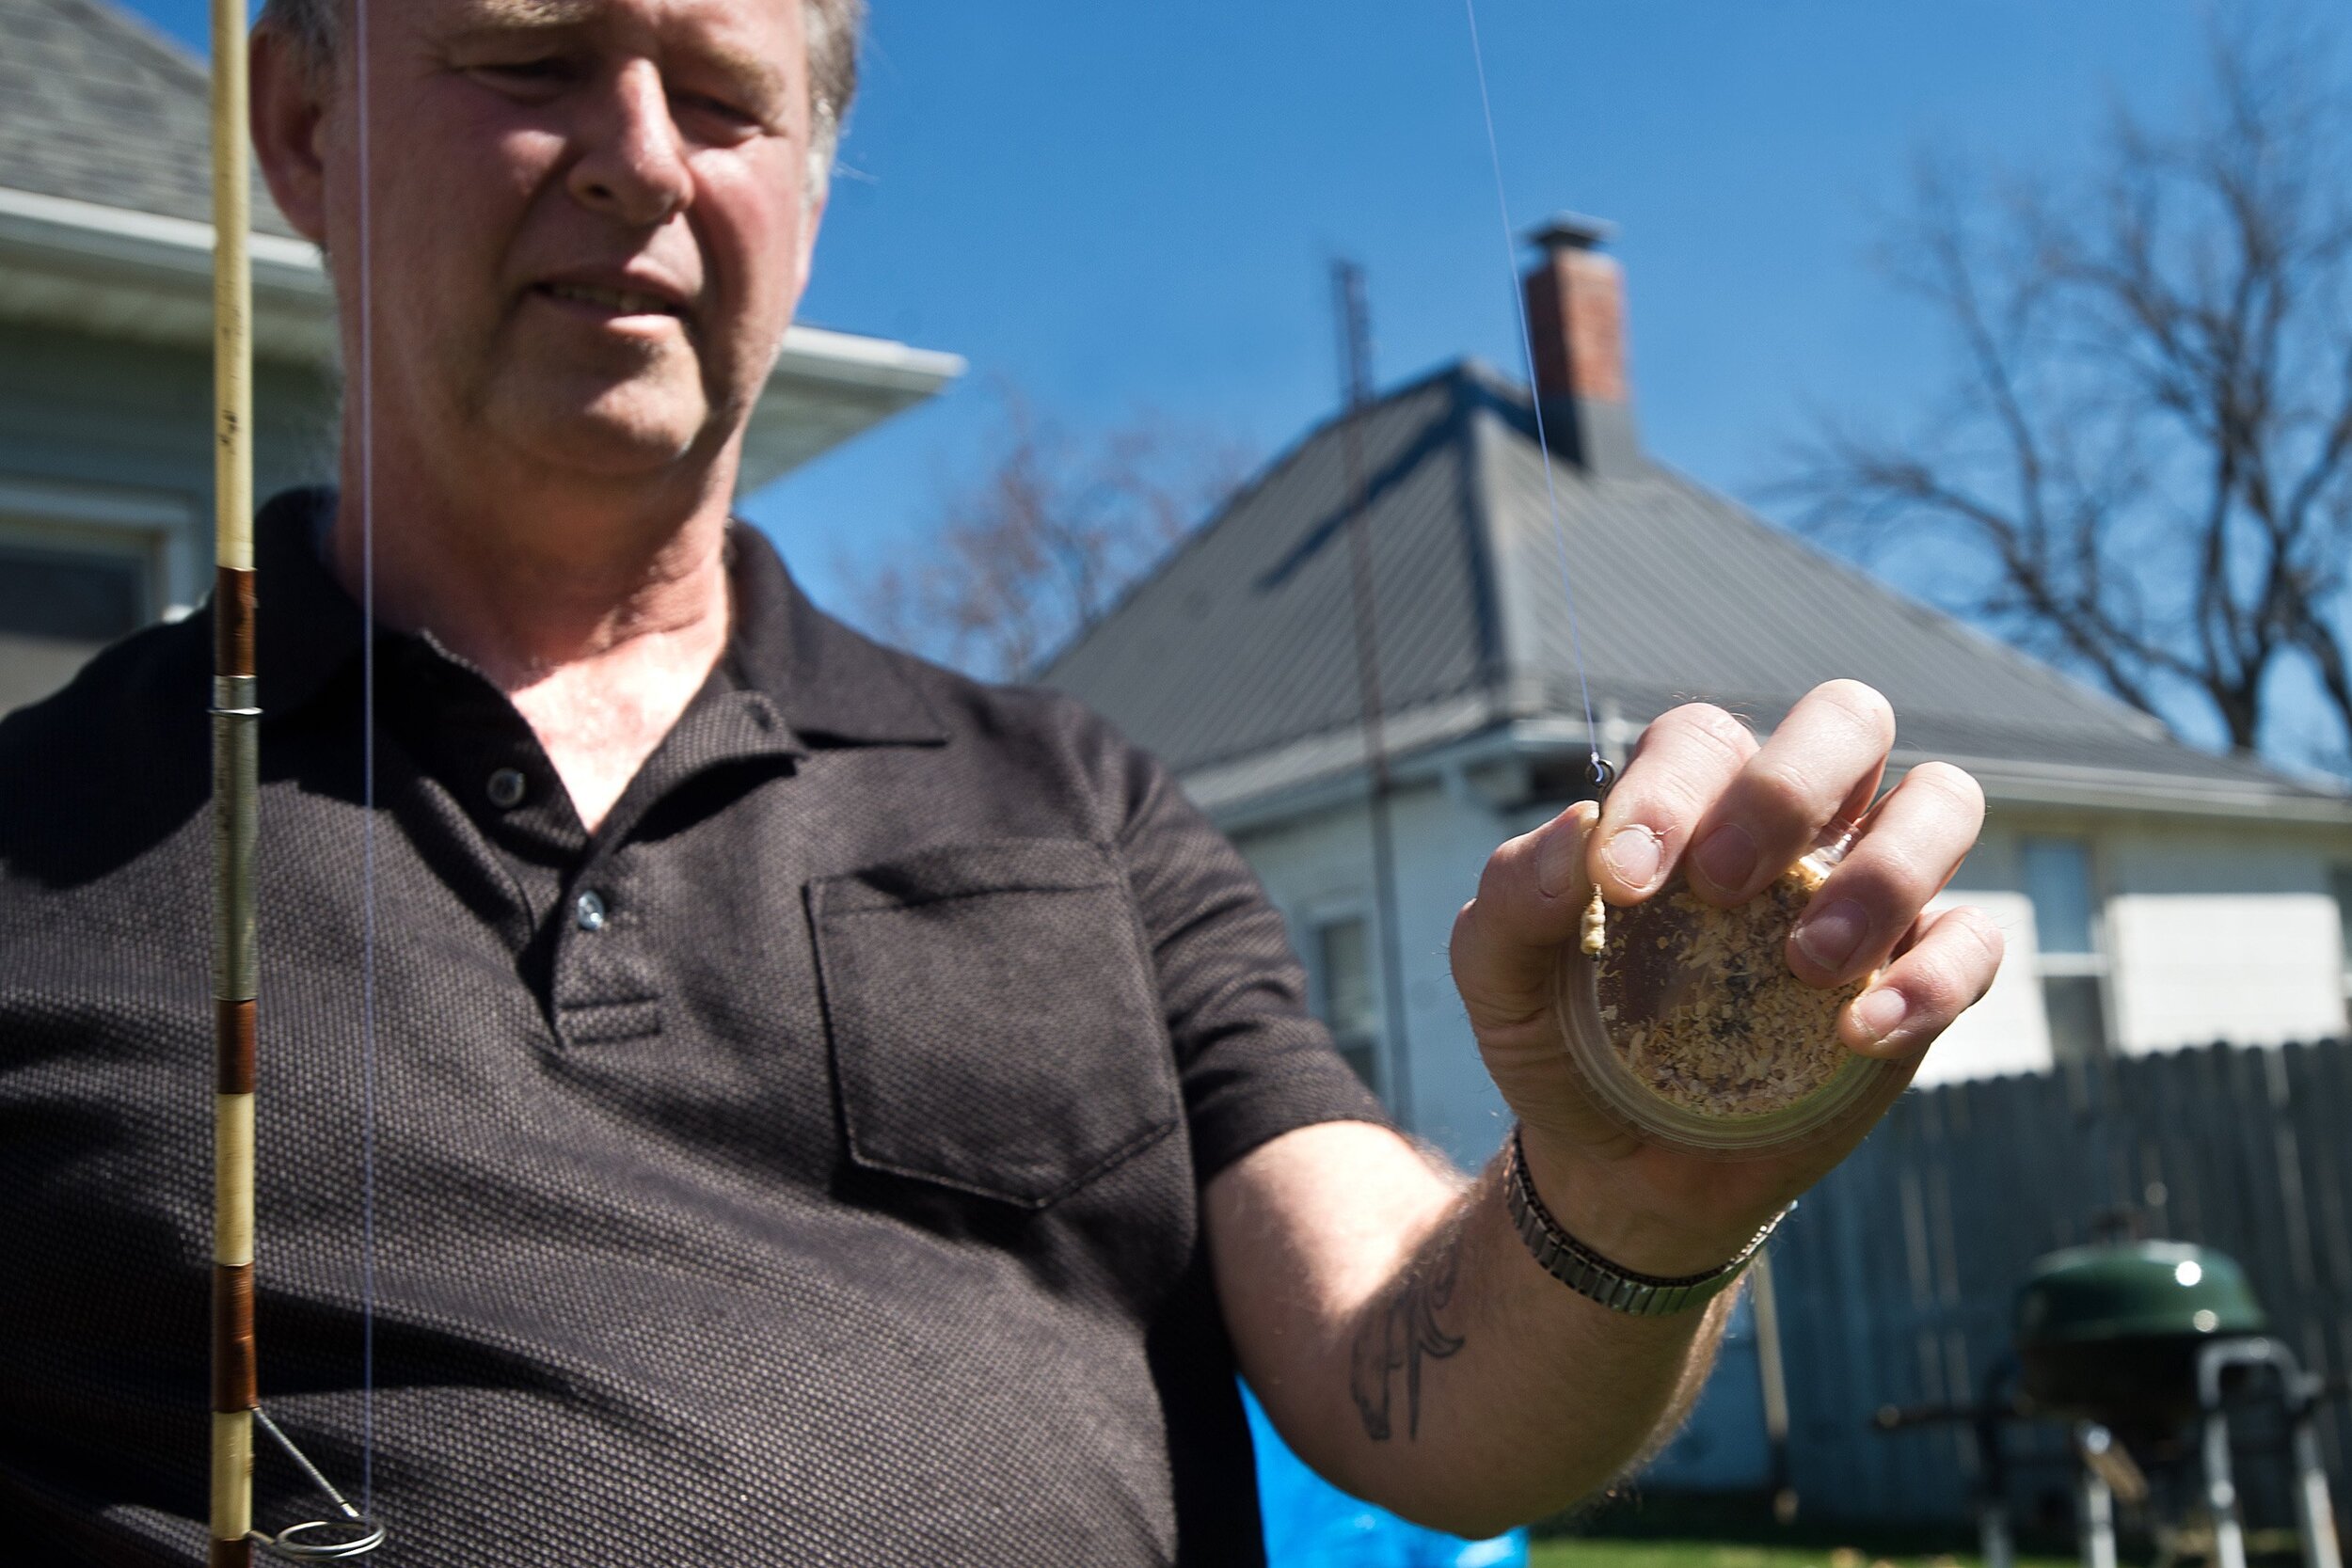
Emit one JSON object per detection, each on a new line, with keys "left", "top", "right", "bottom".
{"left": 312, "top": 0, "right": 822, "bottom": 484}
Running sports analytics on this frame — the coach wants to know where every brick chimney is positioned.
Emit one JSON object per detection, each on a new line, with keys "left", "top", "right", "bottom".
{"left": 1520, "top": 213, "right": 1643, "bottom": 476}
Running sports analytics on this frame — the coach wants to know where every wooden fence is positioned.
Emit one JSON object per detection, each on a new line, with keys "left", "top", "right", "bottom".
{"left": 1765, "top": 1037, "right": 2352, "bottom": 1528}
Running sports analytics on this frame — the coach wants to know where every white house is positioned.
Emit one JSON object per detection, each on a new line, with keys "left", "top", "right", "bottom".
{"left": 0, "top": 0, "right": 962, "bottom": 712}
{"left": 1047, "top": 214, "right": 2352, "bottom": 1175}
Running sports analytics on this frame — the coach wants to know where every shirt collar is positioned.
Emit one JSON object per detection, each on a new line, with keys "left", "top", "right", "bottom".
{"left": 724, "top": 520, "right": 947, "bottom": 747}
{"left": 251, "top": 486, "right": 948, "bottom": 750}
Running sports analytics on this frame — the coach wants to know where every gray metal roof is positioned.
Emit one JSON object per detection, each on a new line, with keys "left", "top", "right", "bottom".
{"left": 0, "top": 0, "right": 297, "bottom": 236}
{"left": 1046, "top": 359, "right": 2343, "bottom": 816}
{"left": 1044, "top": 371, "right": 1494, "bottom": 779}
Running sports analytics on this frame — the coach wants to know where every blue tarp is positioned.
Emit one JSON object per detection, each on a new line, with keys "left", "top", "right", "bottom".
{"left": 1245, "top": 1386, "right": 1531, "bottom": 1567}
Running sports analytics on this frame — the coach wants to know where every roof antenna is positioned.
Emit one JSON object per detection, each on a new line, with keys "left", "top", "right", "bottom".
{"left": 1330, "top": 258, "right": 1415, "bottom": 1129}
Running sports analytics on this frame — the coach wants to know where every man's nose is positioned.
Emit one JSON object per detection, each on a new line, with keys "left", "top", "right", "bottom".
{"left": 568, "top": 61, "right": 692, "bottom": 228}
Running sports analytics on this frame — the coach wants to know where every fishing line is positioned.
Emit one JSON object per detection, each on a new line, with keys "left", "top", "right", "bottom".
{"left": 1460, "top": 0, "right": 1606, "bottom": 780}
{"left": 353, "top": 0, "right": 381, "bottom": 1513}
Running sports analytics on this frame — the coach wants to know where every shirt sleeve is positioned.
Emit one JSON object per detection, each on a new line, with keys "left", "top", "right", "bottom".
{"left": 1110, "top": 736, "right": 1392, "bottom": 1183}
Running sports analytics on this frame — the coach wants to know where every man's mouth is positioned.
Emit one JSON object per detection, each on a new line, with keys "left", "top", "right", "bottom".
{"left": 535, "top": 282, "right": 684, "bottom": 317}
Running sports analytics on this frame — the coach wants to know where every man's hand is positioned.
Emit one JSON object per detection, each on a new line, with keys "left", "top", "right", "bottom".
{"left": 1453, "top": 681, "right": 2005, "bottom": 1278}
{"left": 1208, "top": 681, "right": 2003, "bottom": 1532}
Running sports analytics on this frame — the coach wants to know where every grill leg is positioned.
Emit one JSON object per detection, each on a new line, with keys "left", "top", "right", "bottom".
{"left": 1975, "top": 1363, "right": 2018, "bottom": 1568}
{"left": 2289, "top": 1398, "right": 2343, "bottom": 1568}
{"left": 1979, "top": 1498, "right": 2015, "bottom": 1568}
{"left": 2203, "top": 1403, "right": 2249, "bottom": 1568}
{"left": 2077, "top": 1462, "right": 2117, "bottom": 1568}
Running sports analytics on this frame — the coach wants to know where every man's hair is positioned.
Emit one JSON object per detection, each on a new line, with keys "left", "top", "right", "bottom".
{"left": 257, "top": 0, "right": 865, "bottom": 191}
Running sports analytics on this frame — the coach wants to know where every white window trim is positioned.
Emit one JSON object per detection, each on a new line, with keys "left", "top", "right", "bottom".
{"left": 2330, "top": 864, "right": 2352, "bottom": 1004}
{"left": 1300, "top": 900, "right": 1387, "bottom": 1096}
{"left": 1302, "top": 901, "right": 1376, "bottom": 1026}
{"left": 2020, "top": 832, "right": 2115, "bottom": 1059}
{"left": 2037, "top": 951, "right": 2107, "bottom": 981}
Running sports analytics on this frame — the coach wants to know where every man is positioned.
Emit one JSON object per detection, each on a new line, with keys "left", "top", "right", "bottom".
{"left": 0, "top": 0, "right": 2002, "bottom": 1560}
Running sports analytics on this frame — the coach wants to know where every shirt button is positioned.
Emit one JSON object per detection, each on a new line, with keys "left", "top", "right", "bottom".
{"left": 485, "top": 768, "right": 528, "bottom": 809}
{"left": 574, "top": 890, "right": 609, "bottom": 932}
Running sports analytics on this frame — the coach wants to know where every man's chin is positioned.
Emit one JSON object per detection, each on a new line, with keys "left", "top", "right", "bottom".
{"left": 493, "top": 390, "right": 721, "bottom": 482}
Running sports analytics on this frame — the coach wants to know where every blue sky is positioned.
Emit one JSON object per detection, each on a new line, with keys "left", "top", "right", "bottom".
{"left": 130, "top": 1, "right": 2350, "bottom": 767}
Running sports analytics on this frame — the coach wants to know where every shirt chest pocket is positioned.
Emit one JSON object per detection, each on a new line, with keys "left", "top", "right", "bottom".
{"left": 807, "top": 840, "right": 1180, "bottom": 1209}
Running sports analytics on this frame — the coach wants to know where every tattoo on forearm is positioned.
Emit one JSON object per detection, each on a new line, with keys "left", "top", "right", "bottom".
{"left": 1348, "top": 1221, "right": 1466, "bottom": 1441}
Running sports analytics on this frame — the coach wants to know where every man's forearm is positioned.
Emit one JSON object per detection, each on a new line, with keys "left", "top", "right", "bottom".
{"left": 1332, "top": 1155, "right": 1729, "bottom": 1533}
{"left": 1216, "top": 1123, "right": 1734, "bottom": 1539}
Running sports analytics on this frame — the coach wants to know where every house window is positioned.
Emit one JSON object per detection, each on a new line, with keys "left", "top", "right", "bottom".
{"left": 0, "top": 539, "right": 146, "bottom": 641}
{"left": 2022, "top": 835, "right": 2108, "bottom": 1063}
{"left": 1314, "top": 916, "right": 1382, "bottom": 1097}
{"left": 0, "top": 535, "right": 153, "bottom": 713}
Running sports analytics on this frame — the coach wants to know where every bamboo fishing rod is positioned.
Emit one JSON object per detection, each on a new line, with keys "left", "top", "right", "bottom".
{"left": 207, "top": 6, "right": 384, "bottom": 1560}
{"left": 208, "top": 0, "right": 258, "bottom": 1552}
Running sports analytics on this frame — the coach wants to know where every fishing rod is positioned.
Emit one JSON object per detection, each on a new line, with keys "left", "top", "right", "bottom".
{"left": 207, "top": 0, "right": 383, "bottom": 1559}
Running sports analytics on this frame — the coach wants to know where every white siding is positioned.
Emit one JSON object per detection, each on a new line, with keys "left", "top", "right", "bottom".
{"left": 1390, "top": 784, "right": 1523, "bottom": 1167}
{"left": 1232, "top": 782, "right": 1517, "bottom": 1173}
{"left": 1931, "top": 816, "right": 2352, "bottom": 1065}
{"left": 2100, "top": 826, "right": 2350, "bottom": 1051}
{"left": 1227, "top": 784, "right": 2352, "bottom": 1168}
{"left": 0, "top": 319, "right": 338, "bottom": 711}
{"left": 1909, "top": 889, "right": 2051, "bottom": 1085}
{"left": 1919, "top": 831, "right": 2058, "bottom": 1082}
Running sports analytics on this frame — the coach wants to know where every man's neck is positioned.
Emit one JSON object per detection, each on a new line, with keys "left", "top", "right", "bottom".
{"left": 328, "top": 453, "right": 739, "bottom": 834}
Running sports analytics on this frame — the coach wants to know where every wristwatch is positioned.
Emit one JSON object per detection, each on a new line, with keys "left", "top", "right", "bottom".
{"left": 1502, "top": 1128, "right": 1786, "bottom": 1316}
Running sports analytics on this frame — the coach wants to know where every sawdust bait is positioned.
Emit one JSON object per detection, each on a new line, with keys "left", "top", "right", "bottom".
{"left": 1552, "top": 850, "right": 1899, "bottom": 1158}
{"left": 1600, "top": 861, "right": 1859, "bottom": 1117}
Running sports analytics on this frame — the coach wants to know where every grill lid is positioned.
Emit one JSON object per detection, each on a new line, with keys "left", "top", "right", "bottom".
{"left": 2015, "top": 1240, "right": 2267, "bottom": 1348}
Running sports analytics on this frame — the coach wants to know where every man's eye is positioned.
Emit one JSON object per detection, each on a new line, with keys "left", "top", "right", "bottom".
{"left": 674, "top": 91, "right": 762, "bottom": 134}
{"left": 472, "top": 57, "right": 573, "bottom": 90}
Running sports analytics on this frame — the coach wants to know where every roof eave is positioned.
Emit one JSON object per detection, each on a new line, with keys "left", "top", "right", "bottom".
{"left": 0, "top": 183, "right": 964, "bottom": 488}
{"left": 0, "top": 182, "right": 331, "bottom": 358}
{"left": 1185, "top": 695, "right": 1540, "bottom": 834}
{"left": 738, "top": 326, "right": 965, "bottom": 491}
{"left": 1947, "top": 753, "right": 2352, "bottom": 826}
{"left": 1193, "top": 704, "right": 2352, "bottom": 838}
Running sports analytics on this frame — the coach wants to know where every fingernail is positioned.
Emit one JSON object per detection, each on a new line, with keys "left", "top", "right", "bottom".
{"left": 1601, "top": 825, "right": 1662, "bottom": 891}
{"left": 1795, "top": 898, "right": 1871, "bottom": 974}
{"left": 1852, "top": 986, "right": 1909, "bottom": 1048}
{"left": 1536, "top": 811, "right": 1584, "bottom": 898}
{"left": 1692, "top": 823, "right": 1758, "bottom": 896}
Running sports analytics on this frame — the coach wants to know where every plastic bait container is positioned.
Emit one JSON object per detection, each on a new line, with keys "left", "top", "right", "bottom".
{"left": 1550, "top": 844, "right": 1899, "bottom": 1159}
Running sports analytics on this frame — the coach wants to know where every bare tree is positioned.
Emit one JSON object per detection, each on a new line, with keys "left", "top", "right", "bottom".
{"left": 1784, "top": 19, "right": 2352, "bottom": 773}
{"left": 848, "top": 387, "right": 1255, "bottom": 681}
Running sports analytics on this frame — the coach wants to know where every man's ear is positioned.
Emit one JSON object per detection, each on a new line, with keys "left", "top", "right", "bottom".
{"left": 249, "top": 26, "right": 331, "bottom": 245}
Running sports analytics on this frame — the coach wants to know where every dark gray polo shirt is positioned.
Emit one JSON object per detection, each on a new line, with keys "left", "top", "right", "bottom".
{"left": 0, "top": 488, "right": 1385, "bottom": 1566}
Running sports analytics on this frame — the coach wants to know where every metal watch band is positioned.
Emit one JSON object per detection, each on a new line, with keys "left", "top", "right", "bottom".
{"left": 1502, "top": 1128, "right": 1785, "bottom": 1316}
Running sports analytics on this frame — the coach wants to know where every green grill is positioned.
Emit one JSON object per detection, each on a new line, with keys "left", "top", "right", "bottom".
{"left": 2013, "top": 1240, "right": 2269, "bottom": 1432}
